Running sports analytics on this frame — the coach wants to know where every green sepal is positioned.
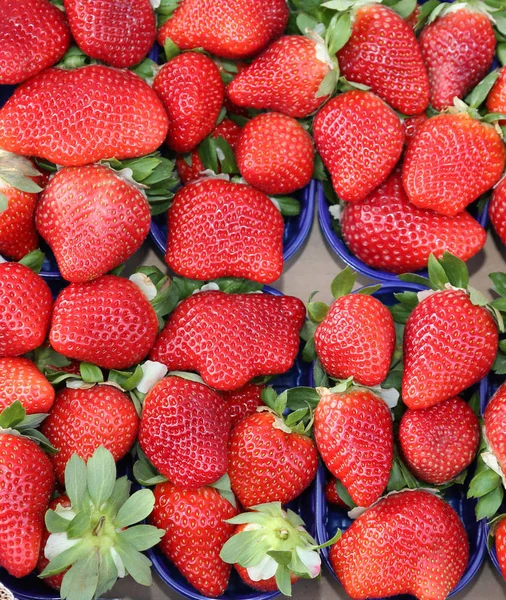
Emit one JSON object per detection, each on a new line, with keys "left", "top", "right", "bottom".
{"left": 60, "top": 550, "right": 100, "bottom": 600}
{"left": 275, "top": 565, "right": 292, "bottom": 596}
{"left": 468, "top": 468, "right": 501, "bottom": 498}
{"left": 273, "top": 195, "right": 301, "bottom": 217}
{"left": 57, "top": 45, "right": 96, "bottom": 69}
{"left": 335, "top": 480, "right": 356, "bottom": 508}
{"left": 384, "top": 0, "right": 417, "bottom": 18}
{"left": 0, "top": 192, "right": 8, "bottom": 214}
{"left": 464, "top": 70, "right": 500, "bottom": 109}
{"left": 355, "top": 284, "right": 382, "bottom": 295}
{"left": 313, "top": 359, "right": 330, "bottom": 388}
{"left": 80, "top": 363, "right": 104, "bottom": 384}
{"left": 469, "top": 392, "right": 481, "bottom": 418}
{"left": 307, "top": 301, "right": 329, "bottom": 323}
{"left": 209, "top": 473, "right": 238, "bottom": 508}
{"left": 282, "top": 387, "right": 321, "bottom": 411}
{"left": 316, "top": 69, "right": 339, "bottom": 98}
{"left": 398, "top": 272, "right": 433, "bottom": 289}
{"left": 114, "top": 488, "right": 155, "bottom": 528}
{"left": 117, "top": 525, "right": 165, "bottom": 551}
{"left": 413, "top": 0, "right": 439, "bottom": 29}
{"left": 214, "top": 136, "right": 239, "bottom": 175}
{"left": 45, "top": 508, "right": 72, "bottom": 533}
{"left": 330, "top": 266, "right": 356, "bottom": 299}
{"left": 296, "top": 12, "right": 320, "bottom": 34}
{"left": 102, "top": 476, "right": 132, "bottom": 521}
{"left": 39, "top": 540, "right": 91, "bottom": 578}
{"left": 427, "top": 253, "right": 450, "bottom": 289}
{"left": 157, "top": 0, "right": 181, "bottom": 27}
{"left": 475, "top": 486, "right": 504, "bottom": 521}
{"left": 438, "top": 251, "right": 469, "bottom": 288}
{"left": 130, "top": 58, "right": 158, "bottom": 83}
{"left": 325, "top": 11, "right": 352, "bottom": 54}
{"left": 498, "top": 42, "right": 506, "bottom": 67}
{"left": 0, "top": 402, "right": 55, "bottom": 452}
{"left": 0, "top": 400, "right": 28, "bottom": 429}
{"left": 18, "top": 249, "right": 45, "bottom": 273}
{"left": 490, "top": 272, "right": 506, "bottom": 297}
{"left": 133, "top": 447, "right": 169, "bottom": 487}
{"left": 87, "top": 446, "right": 116, "bottom": 509}
{"left": 483, "top": 112, "right": 506, "bottom": 123}
{"left": 66, "top": 503, "right": 92, "bottom": 540}
{"left": 164, "top": 37, "right": 180, "bottom": 61}
{"left": 94, "top": 551, "right": 118, "bottom": 599}
{"left": 108, "top": 365, "right": 144, "bottom": 392}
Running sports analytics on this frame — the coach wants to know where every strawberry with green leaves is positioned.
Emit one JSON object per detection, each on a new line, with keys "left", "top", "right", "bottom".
{"left": 487, "top": 66, "right": 506, "bottom": 120}
{"left": 0, "top": 357, "right": 54, "bottom": 414}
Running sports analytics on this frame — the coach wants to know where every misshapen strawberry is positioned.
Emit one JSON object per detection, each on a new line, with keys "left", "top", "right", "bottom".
{"left": 0, "top": 357, "right": 54, "bottom": 414}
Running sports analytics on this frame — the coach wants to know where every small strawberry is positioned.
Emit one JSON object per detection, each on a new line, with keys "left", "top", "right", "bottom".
{"left": 222, "top": 383, "right": 264, "bottom": 427}
{"left": 495, "top": 517, "right": 506, "bottom": 579}
{"left": 325, "top": 478, "right": 348, "bottom": 508}
{"left": 313, "top": 90, "right": 404, "bottom": 203}
{"left": 0, "top": 357, "right": 54, "bottom": 414}
{"left": 486, "top": 66, "right": 506, "bottom": 122}
{"left": 490, "top": 175, "right": 506, "bottom": 246}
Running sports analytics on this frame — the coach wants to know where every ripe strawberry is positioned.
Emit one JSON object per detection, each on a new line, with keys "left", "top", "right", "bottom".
{"left": 403, "top": 112, "right": 506, "bottom": 217}
{"left": 41, "top": 385, "right": 139, "bottom": 484}
{"left": 149, "top": 482, "right": 238, "bottom": 597}
{"left": 49, "top": 275, "right": 159, "bottom": 370}
{"left": 153, "top": 52, "right": 225, "bottom": 153}
{"left": 0, "top": 357, "right": 54, "bottom": 414}
{"left": 330, "top": 490, "right": 468, "bottom": 600}
{"left": 227, "top": 36, "right": 333, "bottom": 118}
{"left": 486, "top": 66, "right": 506, "bottom": 122}
{"left": 483, "top": 383, "right": 506, "bottom": 479}
{"left": 150, "top": 290, "right": 305, "bottom": 391}
{"left": 405, "top": 5, "right": 420, "bottom": 29}
{"left": 403, "top": 289, "right": 498, "bottom": 409}
{"left": 399, "top": 396, "right": 479, "bottom": 485}
{"left": 165, "top": 179, "right": 284, "bottom": 283}
{"left": 313, "top": 90, "right": 404, "bottom": 203}
{"left": 340, "top": 169, "right": 487, "bottom": 274}
{"left": 235, "top": 112, "right": 314, "bottom": 195}
{"left": 495, "top": 518, "right": 506, "bottom": 579}
{"left": 139, "top": 376, "right": 231, "bottom": 489}
{"left": 157, "top": 0, "right": 289, "bottom": 60}
{"left": 419, "top": 6, "right": 496, "bottom": 111}
{"left": 314, "top": 388, "right": 393, "bottom": 507}
{"left": 0, "top": 262, "right": 53, "bottom": 357}
{"left": 402, "top": 113, "right": 428, "bottom": 146}
{"left": 222, "top": 383, "right": 264, "bottom": 427}
{"left": 63, "top": 0, "right": 156, "bottom": 68}
{"left": 36, "top": 164, "right": 151, "bottom": 283}
{"left": 325, "top": 478, "right": 347, "bottom": 508}
{"left": 234, "top": 541, "right": 299, "bottom": 591}
{"left": 0, "top": 65, "right": 169, "bottom": 167}
{"left": 0, "top": 0, "right": 70, "bottom": 84}
{"left": 337, "top": 5, "right": 429, "bottom": 115}
{"left": 490, "top": 176, "right": 506, "bottom": 246}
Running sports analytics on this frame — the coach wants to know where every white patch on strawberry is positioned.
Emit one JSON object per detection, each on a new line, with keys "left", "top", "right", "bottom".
{"left": 269, "top": 196, "right": 281, "bottom": 211}
{"left": 197, "top": 170, "right": 230, "bottom": 181}
{"left": 417, "top": 289, "right": 436, "bottom": 302}
{"left": 257, "top": 406, "right": 292, "bottom": 433}
{"left": 306, "top": 29, "right": 335, "bottom": 70}
{"left": 296, "top": 546, "right": 321, "bottom": 578}
{"left": 246, "top": 553, "right": 278, "bottom": 582}
{"left": 110, "top": 166, "right": 148, "bottom": 191}
{"left": 129, "top": 272, "right": 157, "bottom": 301}
{"left": 44, "top": 532, "right": 80, "bottom": 561}
{"left": 328, "top": 205, "right": 341, "bottom": 220}
{"left": 137, "top": 360, "right": 168, "bottom": 394}
{"left": 192, "top": 282, "right": 220, "bottom": 294}
{"left": 66, "top": 380, "right": 95, "bottom": 390}
{"left": 0, "top": 427, "right": 19, "bottom": 437}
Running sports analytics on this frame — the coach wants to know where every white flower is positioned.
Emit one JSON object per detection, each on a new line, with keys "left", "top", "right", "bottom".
{"left": 137, "top": 361, "right": 168, "bottom": 394}
{"left": 247, "top": 554, "right": 278, "bottom": 582}
{"left": 129, "top": 273, "right": 157, "bottom": 301}
{"left": 296, "top": 546, "right": 321, "bottom": 578}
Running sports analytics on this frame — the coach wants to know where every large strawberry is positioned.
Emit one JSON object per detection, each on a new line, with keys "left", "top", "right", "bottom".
{"left": 0, "top": 65, "right": 169, "bottom": 167}
{"left": 313, "top": 90, "right": 404, "bottom": 203}
{"left": 63, "top": 0, "right": 156, "bottom": 68}
{"left": 165, "top": 178, "right": 284, "bottom": 283}
{"left": 0, "top": 0, "right": 70, "bottom": 84}
{"left": 330, "top": 490, "right": 468, "bottom": 600}
{"left": 490, "top": 175, "right": 506, "bottom": 246}
{"left": 0, "top": 357, "right": 54, "bottom": 414}
{"left": 487, "top": 66, "right": 506, "bottom": 120}
{"left": 222, "top": 382, "right": 264, "bottom": 427}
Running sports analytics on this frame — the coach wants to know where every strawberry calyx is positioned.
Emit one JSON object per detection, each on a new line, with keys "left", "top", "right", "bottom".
{"left": 260, "top": 386, "right": 318, "bottom": 436}
{"left": 467, "top": 433, "right": 505, "bottom": 520}
{"left": 0, "top": 400, "right": 56, "bottom": 454}
{"left": 315, "top": 378, "right": 399, "bottom": 410}
{"left": 17, "top": 249, "right": 46, "bottom": 274}
{"left": 0, "top": 149, "right": 42, "bottom": 212}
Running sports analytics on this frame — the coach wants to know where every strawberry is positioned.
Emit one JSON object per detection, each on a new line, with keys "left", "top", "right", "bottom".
{"left": 49, "top": 274, "right": 159, "bottom": 370}
{"left": 222, "top": 382, "right": 264, "bottom": 427}
{"left": 330, "top": 490, "right": 468, "bottom": 600}
{"left": 487, "top": 66, "right": 506, "bottom": 122}
{"left": 325, "top": 478, "right": 347, "bottom": 508}
{"left": 419, "top": 5, "right": 496, "bottom": 111}
{"left": 405, "top": 5, "right": 420, "bottom": 29}
{"left": 41, "top": 385, "right": 139, "bottom": 484}
{"left": 227, "top": 36, "right": 333, "bottom": 118}
{"left": 0, "top": 0, "right": 70, "bottom": 84}
{"left": 402, "top": 112, "right": 506, "bottom": 217}
{"left": 139, "top": 376, "right": 231, "bottom": 489}
{"left": 483, "top": 382, "right": 506, "bottom": 482}
{"left": 402, "top": 113, "right": 428, "bottom": 146}
{"left": 490, "top": 175, "right": 506, "bottom": 246}
{"left": 0, "top": 261, "right": 53, "bottom": 357}
{"left": 150, "top": 290, "right": 305, "bottom": 391}
{"left": 313, "top": 90, "right": 404, "bottom": 203}
{"left": 399, "top": 396, "right": 479, "bottom": 485}
{"left": 153, "top": 52, "right": 225, "bottom": 154}
{"left": 157, "top": 0, "right": 289, "bottom": 60}
{"left": 314, "top": 387, "right": 393, "bottom": 507}
{"left": 149, "top": 482, "right": 238, "bottom": 597}
{"left": 63, "top": 0, "right": 156, "bottom": 68}
{"left": 0, "top": 65, "right": 169, "bottom": 167}
{"left": 340, "top": 169, "right": 487, "bottom": 274}
{"left": 495, "top": 517, "right": 506, "bottom": 579}
{"left": 165, "top": 179, "right": 284, "bottom": 283}
{"left": 235, "top": 112, "right": 314, "bottom": 195}
{"left": 0, "top": 357, "right": 54, "bottom": 414}
{"left": 36, "top": 164, "right": 151, "bottom": 283}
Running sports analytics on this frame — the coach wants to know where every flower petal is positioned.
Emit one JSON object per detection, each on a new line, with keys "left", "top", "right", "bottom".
{"left": 296, "top": 546, "right": 321, "bottom": 578}
{"left": 247, "top": 554, "right": 278, "bottom": 582}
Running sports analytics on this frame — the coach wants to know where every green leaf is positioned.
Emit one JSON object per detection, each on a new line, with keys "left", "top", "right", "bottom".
{"left": 389, "top": 303, "right": 413, "bottom": 324}
{"left": 483, "top": 112, "right": 506, "bottom": 123}
{"left": 335, "top": 480, "right": 356, "bottom": 507}
{"left": 322, "top": 0, "right": 355, "bottom": 9}
{"left": 490, "top": 272, "right": 506, "bottom": 297}
{"left": 464, "top": 70, "right": 500, "bottom": 109}
{"left": 60, "top": 551, "right": 100, "bottom": 600}
{"left": 22, "top": 428, "right": 58, "bottom": 454}
{"left": 468, "top": 286, "right": 490, "bottom": 307}
{"left": 220, "top": 529, "right": 269, "bottom": 566}
{"left": 114, "top": 543, "right": 153, "bottom": 586}
{"left": 198, "top": 136, "right": 219, "bottom": 173}
{"left": 330, "top": 267, "right": 356, "bottom": 299}
{"left": 398, "top": 272, "right": 432, "bottom": 289}
{"left": 108, "top": 365, "right": 144, "bottom": 392}
{"left": 496, "top": 13, "right": 506, "bottom": 37}
{"left": 493, "top": 352, "right": 506, "bottom": 374}
{"left": 355, "top": 284, "right": 382, "bottom": 295}
{"left": 94, "top": 551, "right": 118, "bottom": 599}
{"left": 115, "top": 488, "right": 155, "bottom": 528}
{"left": 296, "top": 12, "right": 319, "bottom": 34}
{"left": 490, "top": 297, "right": 506, "bottom": 311}
{"left": 388, "top": 0, "right": 417, "bottom": 18}
{"left": 103, "top": 475, "right": 132, "bottom": 520}
{"left": 0, "top": 192, "right": 8, "bottom": 213}
{"left": 475, "top": 486, "right": 504, "bottom": 521}
{"left": 130, "top": 58, "right": 158, "bottom": 82}
{"left": 394, "top": 291, "right": 419, "bottom": 309}
{"left": 117, "top": 525, "right": 165, "bottom": 551}
{"left": 87, "top": 446, "right": 116, "bottom": 509}
{"left": 302, "top": 338, "right": 317, "bottom": 362}
{"left": 164, "top": 37, "right": 180, "bottom": 61}
{"left": 439, "top": 252, "right": 469, "bottom": 288}
{"left": 79, "top": 363, "right": 104, "bottom": 384}
{"left": 0, "top": 170, "right": 42, "bottom": 193}
{"left": 273, "top": 195, "right": 301, "bottom": 216}
{"left": 45, "top": 509, "right": 72, "bottom": 533}
{"left": 468, "top": 469, "right": 501, "bottom": 498}
{"left": 284, "top": 387, "right": 321, "bottom": 410}
{"left": 66, "top": 503, "right": 92, "bottom": 540}
{"left": 498, "top": 42, "right": 506, "bottom": 67}
{"left": 0, "top": 400, "right": 26, "bottom": 429}
{"left": 275, "top": 565, "right": 292, "bottom": 596}
{"left": 213, "top": 136, "right": 238, "bottom": 174}
{"left": 18, "top": 249, "right": 45, "bottom": 273}
{"left": 427, "top": 254, "right": 449, "bottom": 289}
{"left": 267, "top": 550, "right": 293, "bottom": 566}
{"left": 65, "top": 454, "right": 88, "bottom": 512}
{"left": 39, "top": 540, "right": 91, "bottom": 578}
{"left": 307, "top": 301, "right": 329, "bottom": 323}
{"left": 316, "top": 69, "right": 339, "bottom": 98}
{"left": 326, "top": 12, "right": 352, "bottom": 55}
{"left": 468, "top": 392, "right": 480, "bottom": 417}
{"left": 313, "top": 359, "right": 330, "bottom": 388}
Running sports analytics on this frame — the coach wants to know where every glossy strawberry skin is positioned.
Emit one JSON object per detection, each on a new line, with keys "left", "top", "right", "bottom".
{"left": 490, "top": 176, "right": 506, "bottom": 246}
{"left": 149, "top": 482, "right": 238, "bottom": 597}
{"left": 36, "top": 165, "right": 151, "bottom": 283}
{"left": 483, "top": 382, "right": 506, "bottom": 474}
{"left": 402, "top": 289, "right": 498, "bottom": 409}
{"left": 338, "top": 5, "right": 429, "bottom": 115}
{"left": 341, "top": 169, "right": 486, "bottom": 274}
{"left": 0, "top": 65, "right": 169, "bottom": 167}
{"left": 49, "top": 275, "right": 159, "bottom": 370}
{"left": 153, "top": 52, "right": 225, "bottom": 153}
{"left": 403, "top": 113, "right": 428, "bottom": 146}
{"left": 0, "top": 357, "right": 54, "bottom": 414}
{"left": 330, "top": 490, "right": 468, "bottom": 600}
{"left": 139, "top": 376, "right": 231, "bottom": 489}
{"left": 402, "top": 113, "right": 506, "bottom": 217}
{"left": 314, "top": 294, "right": 396, "bottom": 387}
{"left": 399, "top": 396, "right": 479, "bottom": 485}
{"left": 222, "top": 383, "right": 264, "bottom": 428}
{"left": 314, "top": 389, "right": 393, "bottom": 508}
{"left": 486, "top": 67, "right": 506, "bottom": 123}
{"left": 496, "top": 518, "right": 506, "bottom": 580}
{"left": 0, "top": 0, "right": 70, "bottom": 84}
{"left": 150, "top": 291, "right": 305, "bottom": 391}
{"left": 0, "top": 186, "right": 39, "bottom": 261}
{"left": 0, "top": 263, "right": 53, "bottom": 358}
{"left": 41, "top": 386, "right": 139, "bottom": 484}
{"left": 313, "top": 91, "right": 404, "bottom": 203}
{"left": 419, "top": 8, "right": 496, "bottom": 111}
{"left": 0, "top": 434, "right": 55, "bottom": 578}
{"left": 63, "top": 0, "right": 156, "bottom": 68}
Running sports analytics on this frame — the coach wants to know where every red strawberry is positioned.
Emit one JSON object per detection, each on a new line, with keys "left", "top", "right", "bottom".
{"left": 149, "top": 482, "right": 238, "bottom": 597}
{"left": 157, "top": 0, "right": 288, "bottom": 60}
{"left": 0, "top": 357, "right": 54, "bottom": 414}
{"left": 340, "top": 169, "right": 487, "bottom": 274}
{"left": 235, "top": 112, "right": 314, "bottom": 195}
{"left": 402, "top": 113, "right": 506, "bottom": 217}
{"left": 0, "top": 65, "right": 169, "bottom": 167}
{"left": 153, "top": 52, "right": 225, "bottom": 153}
{"left": 0, "top": 262, "right": 53, "bottom": 357}
{"left": 325, "top": 478, "right": 347, "bottom": 508}
{"left": 403, "top": 289, "right": 498, "bottom": 409}
{"left": 399, "top": 396, "right": 479, "bottom": 485}
{"left": 49, "top": 275, "right": 159, "bottom": 370}
{"left": 150, "top": 290, "right": 305, "bottom": 391}
{"left": 36, "top": 164, "right": 151, "bottom": 283}
{"left": 495, "top": 518, "right": 506, "bottom": 579}
{"left": 235, "top": 549, "right": 299, "bottom": 592}
{"left": 486, "top": 66, "right": 506, "bottom": 123}
{"left": 139, "top": 376, "right": 231, "bottom": 489}
{"left": 402, "top": 113, "right": 428, "bottom": 146}
{"left": 63, "top": 0, "right": 156, "bottom": 68}
{"left": 483, "top": 382, "right": 506, "bottom": 477}
{"left": 313, "top": 90, "right": 404, "bottom": 203}
{"left": 227, "top": 36, "right": 333, "bottom": 118}
{"left": 314, "top": 388, "right": 393, "bottom": 507}
{"left": 222, "top": 383, "right": 264, "bottom": 427}
{"left": 405, "top": 5, "right": 420, "bottom": 29}
{"left": 419, "top": 6, "right": 496, "bottom": 111}
{"left": 490, "top": 176, "right": 506, "bottom": 246}
{"left": 337, "top": 5, "right": 429, "bottom": 115}
{"left": 0, "top": 0, "right": 70, "bottom": 84}
{"left": 330, "top": 490, "right": 468, "bottom": 600}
